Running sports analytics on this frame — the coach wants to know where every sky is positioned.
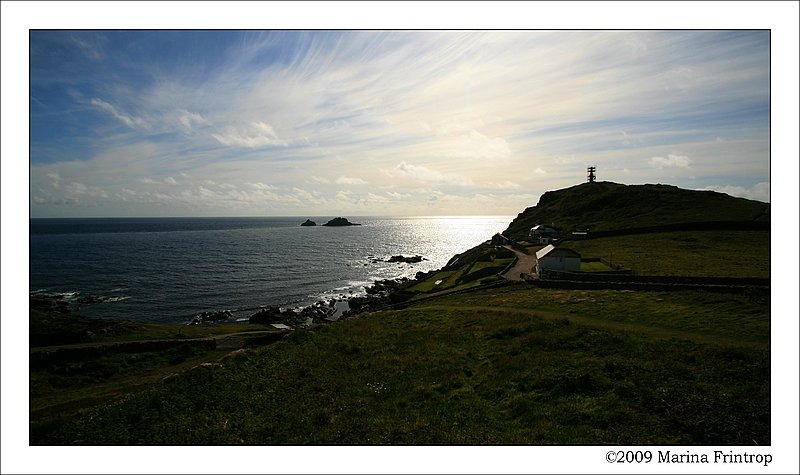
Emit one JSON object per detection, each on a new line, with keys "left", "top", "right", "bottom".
{"left": 27, "top": 29, "right": 772, "bottom": 218}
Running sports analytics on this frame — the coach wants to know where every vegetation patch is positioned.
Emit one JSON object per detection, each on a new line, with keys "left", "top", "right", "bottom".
{"left": 31, "top": 306, "right": 276, "bottom": 347}
{"left": 405, "top": 247, "right": 511, "bottom": 298}
{"left": 580, "top": 261, "right": 614, "bottom": 272}
{"left": 31, "top": 285, "right": 769, "bottom": 445}
{"left": 565, "top": 230, "right": 769, "bottom": 277}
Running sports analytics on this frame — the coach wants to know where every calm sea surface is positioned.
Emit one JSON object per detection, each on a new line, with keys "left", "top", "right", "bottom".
{"left": 30, "top": 216, "right": 511, "bottom": 323}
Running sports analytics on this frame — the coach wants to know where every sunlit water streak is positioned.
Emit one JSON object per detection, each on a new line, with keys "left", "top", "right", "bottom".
{"left": 30, "top": 216, "right": 511, "bottom": 323}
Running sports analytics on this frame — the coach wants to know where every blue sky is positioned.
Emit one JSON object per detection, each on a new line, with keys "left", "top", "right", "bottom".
{"left": 27, "top": 29, "right": 772, "bottom": 217}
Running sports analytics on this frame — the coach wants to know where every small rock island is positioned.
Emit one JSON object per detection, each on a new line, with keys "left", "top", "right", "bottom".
{"left": 323, "top": 217, "right": 361, "bottom": 227}
{"left": 300, "top": 219, "right": 317, "bottom": 226}
{"left": 387, "top": 255, "right": 425, "bottom": 263}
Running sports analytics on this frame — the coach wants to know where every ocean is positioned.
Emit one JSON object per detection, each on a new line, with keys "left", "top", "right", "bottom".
{"left": 29, "top": 216, "right": 511, "bottom": 323}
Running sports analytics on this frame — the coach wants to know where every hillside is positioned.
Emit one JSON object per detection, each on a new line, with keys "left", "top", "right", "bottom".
{"left": 503, "top": 182, "right": 769, "bottom": 241}
{"left": 31, "top": 286, "right": 769, "bottom": 445}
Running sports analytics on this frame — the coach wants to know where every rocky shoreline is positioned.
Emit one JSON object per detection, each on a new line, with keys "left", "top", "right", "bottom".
{"left": 180, "top": 272, "right": 432, "bottom": 328}
{"left": 242, "top": 270, "right": 432, "bottom": 328}
{"left": 32, "top": 258, "right": 441, "bottom": 331}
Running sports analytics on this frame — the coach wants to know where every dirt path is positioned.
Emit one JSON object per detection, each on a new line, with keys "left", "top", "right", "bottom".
{"left": 30, "top": 330, "right": 286, "bottom": 354}
{"left": 499, "top": 245, "right": 538, "bottom": 281}
{"left": 213, "top": 330, "right": 288, "bottom": 349}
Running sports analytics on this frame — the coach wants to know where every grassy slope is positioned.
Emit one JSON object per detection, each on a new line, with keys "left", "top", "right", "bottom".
{"left": 29, "top": 308, "right": 281, "bottom": 420}
{"left": 565, "top": 230, "right": 770, "bottom": 277}
{"left": 30, "top": 307, "right": 276, "bottom": 347}
{"left": 504, "top": 182, "right": 769, "bottom": 241}
{"left": 31, "top": 285, "right": 769, "bottom": 445}
{"left": 30, "top": 346, "right": 233, "bottom": 422}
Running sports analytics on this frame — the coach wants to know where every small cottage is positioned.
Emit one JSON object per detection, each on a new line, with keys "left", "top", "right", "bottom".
{"left": 491, "top": 233, "right": 511, "bottom": 246}
{"left": 535, "top": 244, "right": 581, "bottom": 273}
{"left": 529, "top": 225, "right": 560, "bottom": 244}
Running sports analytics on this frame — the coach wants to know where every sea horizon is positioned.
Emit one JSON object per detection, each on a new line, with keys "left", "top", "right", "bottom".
{"left": 30, "top": 214, "right": 513, "bottom": 220}
{"left": 30, "top": 215, "right": 513, "bottom": 323}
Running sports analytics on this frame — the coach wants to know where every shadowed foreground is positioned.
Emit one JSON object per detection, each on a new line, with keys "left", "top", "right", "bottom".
{"left": 31, "top": 286, "right": 769, "bottom": 445}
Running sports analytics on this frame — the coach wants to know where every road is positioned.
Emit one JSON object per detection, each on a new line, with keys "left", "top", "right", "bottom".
{"left": 499, "top": 245, "right": 538, "bottom": 281}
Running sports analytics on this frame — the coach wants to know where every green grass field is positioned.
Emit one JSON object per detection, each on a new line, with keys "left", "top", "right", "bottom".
{"left": 580, "top": 261, "right": 614, "bottom": 272}
{"left": 565, "top": 230, "right": 769, "bottom": 277}
{"left": 31, "top": 285, "right": 769, "bottom": 445}
{"left": 405, "top": 256, "right": 511, "bottom": 298}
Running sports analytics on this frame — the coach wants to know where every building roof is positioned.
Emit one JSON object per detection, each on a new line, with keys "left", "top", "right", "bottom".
{"left": 530, "top": 225, "right": 558, "bottom": 234}
{"left": 535, "top": 244, "right": 581, "bottom": 260}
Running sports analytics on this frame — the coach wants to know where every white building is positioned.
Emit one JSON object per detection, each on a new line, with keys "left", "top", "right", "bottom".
{"left": 535, "top": 244, "right": 581, "bottom": 274}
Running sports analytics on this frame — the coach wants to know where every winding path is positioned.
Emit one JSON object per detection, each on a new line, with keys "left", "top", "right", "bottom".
{"left": 499, "top": 245, "right": 538, "bottom": 281}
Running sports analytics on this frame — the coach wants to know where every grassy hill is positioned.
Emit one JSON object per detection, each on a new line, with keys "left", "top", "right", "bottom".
{"left": 31, "top": 286, "right": 769, "bottom": 445}
{"left": 503, "top": 182, "right": 769, "bottom": 241}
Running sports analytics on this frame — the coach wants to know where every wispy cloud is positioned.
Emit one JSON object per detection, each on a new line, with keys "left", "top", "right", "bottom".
{"left": 64, "top": 181, "right": 108, "bottom": 199}
{"left": 650, "top": 154, "right": 692, "bottom": 169}
{"left": 211, "top": 121, "right": 287, "bottom": 148}
{"left": 90, "top": 98, "right": 147, "bottom": 129}
{"left": 249, "top": 182, "right": 278, "bottom": 191}
{"left": 391, "top": 161, "right": 474, "bottom": 187}
{"left": 436, "top": 130, "right": 512, "bottom": 161}
{"left": 177, "top": 110, "right": 209, "bottom": 133}
{"left": 335, "top": 176, "right": 368, "bottom": 185}
{"left": 70, "top": 33, "right": 105, "bottom": 61}
{"left": 309, "top": 176, "right": 330, "bottom": 184}
{"left": 29, "top": 30, "right": 771, "bottom": 216}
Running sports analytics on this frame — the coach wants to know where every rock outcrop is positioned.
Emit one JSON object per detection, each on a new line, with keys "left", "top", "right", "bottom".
{"left": 300, "top": 219, "right": 317, "bottom": 226}
{"left": 323, "top": 217, "right": 361, "bottom": 226}
{"left": 248, "top": 306, "right": 286, "bottom": 325}
{"left": 249, "top": 300, "right": 339, "bottom": 326}
{"left": 189, "top": 310, "right": 234, "bottom": 325}
{"left": 386, "top": 255, "right": 424, "bottom": 264}
{"left": 344, "top": 277, "right": 416, "bottom": 315}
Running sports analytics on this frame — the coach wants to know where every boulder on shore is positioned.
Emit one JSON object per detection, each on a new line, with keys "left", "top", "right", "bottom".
{"left": 250, "top": 306, "right": 299, "bottom": 325}
{"left": 343, "top": 277, "right": 415, "bottom": 316}
{"left": 190, "top": 310, "right": 234, "bottom": 325}
{"left": 323, "top": 217, "right": 361, "bottom": 226}
{"left": 300, "top": 219, "right": 317, "bottom": 226}
{"left": 249, "top": 301, "right": 338, "bottom": 326}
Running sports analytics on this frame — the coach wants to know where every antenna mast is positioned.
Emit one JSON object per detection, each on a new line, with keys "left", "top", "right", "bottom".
{"left": 587, "top": 166, "right": 596, "bottom": 183}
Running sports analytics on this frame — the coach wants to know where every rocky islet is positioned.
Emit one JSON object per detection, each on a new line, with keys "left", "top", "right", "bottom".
{"left": 322, "top": 217, "right": 361, "bottom": 226}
